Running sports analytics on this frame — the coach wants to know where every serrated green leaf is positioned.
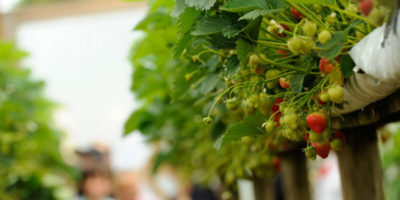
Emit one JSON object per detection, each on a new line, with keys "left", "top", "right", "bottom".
{"left": 192, "top": 15, "right": 233, "bottom": 36}
{"left": 185, "top": 0, "right": 216, "bottom": 10}
{"left": 318, "top": 31, "right": 346, "bottom": 60}
{"left": 215, "top": 113, "right": 265, "bottom": 149}
{"left": 199, "top": 74, "right": 220, "bottom": 94}
{"left": 178, "top": 7, "right": 201, "bottom": 36}
{"left": 173, "top": 7, "right": 201, "bottom": 57}
{"left": 173, "top": 32, "right": 192, "bottom": 58}
{"left": 339, "top": 54, "right": 355, "bottom": 78}
{"left": 224, "top": 55, "right": 240, "bottom": 76}
{"left": 236, "top": 39, "right": 253, "bottom": 66}
{"left": 221, "top": 0, "right": 269, "bottom": 12}
{"left": 242, "top": 17, "right": 262, "bottom": 40}
{"left": 172, "top": 0, "right": 186, "bottom": 17}
{"left": 290, "top": 74, "right": 305, "bottom": 93}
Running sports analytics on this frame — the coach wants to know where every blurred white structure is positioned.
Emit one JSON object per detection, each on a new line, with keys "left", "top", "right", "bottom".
{"left": 16, "top": 6, "right": 151, "bottom": 172}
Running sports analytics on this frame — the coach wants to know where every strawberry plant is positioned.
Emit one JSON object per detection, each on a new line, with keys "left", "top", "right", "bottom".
{"left": 124, "top": 1, "right": 279, "bottom": 197}
{"left": 168, "top": 0, "right": 388, "bottom": 159}
{"left": 0, "top": 41, "right": 77, "bottom": 199}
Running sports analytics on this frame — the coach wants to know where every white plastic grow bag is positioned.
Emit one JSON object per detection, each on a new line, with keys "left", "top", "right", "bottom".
{"left": 338, "top": 12, "right": 400, "bottom": 114}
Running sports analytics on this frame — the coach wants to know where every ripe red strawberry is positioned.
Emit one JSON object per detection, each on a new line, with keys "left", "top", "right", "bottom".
{"left": 359, "top": 0, "right": 373, "bottom": 16}
{"left": 306, "top": 113, "right": 327, "bottom": 133}
{"left": 277, "top": 49, "right": 289, "bottom": 57}
{"left": 319, "top": 57, "right": 329, "bottom": 74}
{"left": 280, "top": 23, "right": 290, "bottom": 31}
{"left": 291, "top": 6, "right": 304, "bottom": 21}
{"left": 305, "top": 133, "right": 310, "bottom": 141}
{"left": 272, "top": 156, "right": 281, "bottom": 172}
{"left": 326, "top": 64, "right": 334, "bottom": 73}
{"left": 271, "top": 98, "right": 284, "bottom": 125}
{"left": 312, "top": 142, "right": 331, "bottom": 159}
{"left": 279, "top": 77, "right": 291, "bottom": 89}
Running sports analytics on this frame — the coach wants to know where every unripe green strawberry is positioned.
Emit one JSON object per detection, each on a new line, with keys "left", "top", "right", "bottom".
{"left": 249, "top": 54, "right": 262, "bottom": 66}
{"left": 356, "top": 31, "right": 365, "bottom": 40}
{"left": 326, "top": 12, "right": 337, "bottom": 24}
{"left": 318, "top": 30, "right": 331, "bottom": 44}
{"left": 309, "top": 131, "right": 326, "bottom": 143}
{"left": 330, "top": 138, "right": 343, "bottom": 151}
{"left": 303, "top": 21, "right": 317, "bottom": 37}
{"left": 345, "top": 3, "right": 358, "bottom": 14}
{"left": 247, "top": 94, "right": 261, "bottom": 108}
{"left": 368, "top": 8, "right": 385, "bottom": 27}
{"left": 265, "top": 69, "right": 280, "bottom": 89}
{"left": 203, "top": 117, "right": 212, "bottom": 125}
{"left": 304, "top": 146, "right": 317, "bottom": 160}
{"left": 300, "top": 37, "right": 314, "bottom": 54}
{"left": 185, "top": 73, "right": 192, "bottom": 81}
{"left": 192, "top": 55, "right": 199, "bottom": 62}
{"left": 319, "top": 92, "right": 330, "bottom": 103}
{"left": 225, "top": 98, "right": 240, "bottom": 111}
{"left": 287, "top": 36, "right": 303, "bottom": 55}
{"left": 328, "top": 84, "right": 344, "bottom": 103}
{"left": 285, "top": 113, "right": 298, "bottom": 129}
{"left": 264, "top": 120, "right": 275, "bottom": 133}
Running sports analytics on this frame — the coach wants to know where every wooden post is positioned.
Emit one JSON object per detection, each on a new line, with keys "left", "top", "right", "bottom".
{"left": 336, "top": 125, "right": 385, "bottom": 200}
{"left": 253, "top": 177, "right": 274, "bottom": 200}
{"left": 280, "top": 150, "right": 311, "bottom": 200}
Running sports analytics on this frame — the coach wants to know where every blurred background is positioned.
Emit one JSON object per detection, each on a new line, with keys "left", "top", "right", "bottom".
{"left": 1, "top": 0, "right": 400, "bottom": 200}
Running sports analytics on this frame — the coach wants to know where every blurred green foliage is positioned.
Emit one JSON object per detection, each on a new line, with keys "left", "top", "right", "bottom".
{"left": 382, "top": 125, "right": 400, "bottom": 200}
{"left": 0, "top": 41, "right": 77, "bottom": 199}
{"left": 124, "top": 0, "right": 277, "bottom": 193}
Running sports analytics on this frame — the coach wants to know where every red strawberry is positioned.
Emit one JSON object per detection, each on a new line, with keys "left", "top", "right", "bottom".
{"left": 291, "top": 6, "right": 304, "bottom": 21}
{"left": 312, "top": 142, "right": 331, "bottom": 159}
{"left": 272, "top": 156, "right": 281, "bottom": 172}
{"left": 319, "top": 58, "right": 330, "bottom": 74}
{"left": 306, "top": 113, "right": 327, "bottom": 133}
{"left": 277, "top": 49, "right": 289, "bottom": 57}
{"left": 280, "top": 23, "right": 290, "bottom": 31}
{"left": 305, "top": 133, "right": 310, "bottom": 141}
{"left": 271, "top": 98, "right": 283, "bottom": 125}
{"left": 359, "top": 0, "right": 373, "bottom": 16}
{"left": 279, "top": 77, "right": 291, "bottom": 89}
{"left": 326, "top": 64, "right": 334, "bottom": 73}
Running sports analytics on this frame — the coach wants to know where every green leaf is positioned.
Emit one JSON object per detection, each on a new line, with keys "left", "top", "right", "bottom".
{"left": 339, "top": 54, "right": 355, "bottom": 78}
{"left": 242, "top": 17, "right": 262, "bottom": 40}
{"left": 224, "top": 55, "right": 240, "bottom": 76}
{"left": 172, "top": 0, "right": 186, "bottom": 17}
{"left": 173, "top": 32, "right": 192, "bottom": 58}
{"left": 152, "top": 151, "right": 171, "bottom": 174}
{"left": 318, "top": 31, "right": 346, "bottom": 60}
{"left": 173, "top": 7, "right": 201, "bottom": 57}
{"left": 221, "top": 0, "right": 269, "bottom": 12}
{"left": 199, "top": 74, "right": 220, "bottom": 94}
{"left": 215, "top": 113, "right": 265, "bottom": 149}
{"left": 192, "top": 15, "right": 233, "bottom": 36}
{"left": 290, "top": 74, "right": 305, "bottom": 93}
{"left": 236, "top": 39, "right": 253, "bottom": 66}
{"left": 185, "top": 0, "right": 216, "bottom": 10}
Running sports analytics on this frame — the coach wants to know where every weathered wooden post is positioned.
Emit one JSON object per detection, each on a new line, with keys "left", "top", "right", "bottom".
{"left": 253, "top": 177, "right": 275, "bottom": 200}
{"left": 336, "top": 125, "right": 384, "bottom": 200}
{"left": 331, "top": 90, "right": 400, "bottom": 200}
{"left": 280, "top": 150, "right": 311, "bottom": 200}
